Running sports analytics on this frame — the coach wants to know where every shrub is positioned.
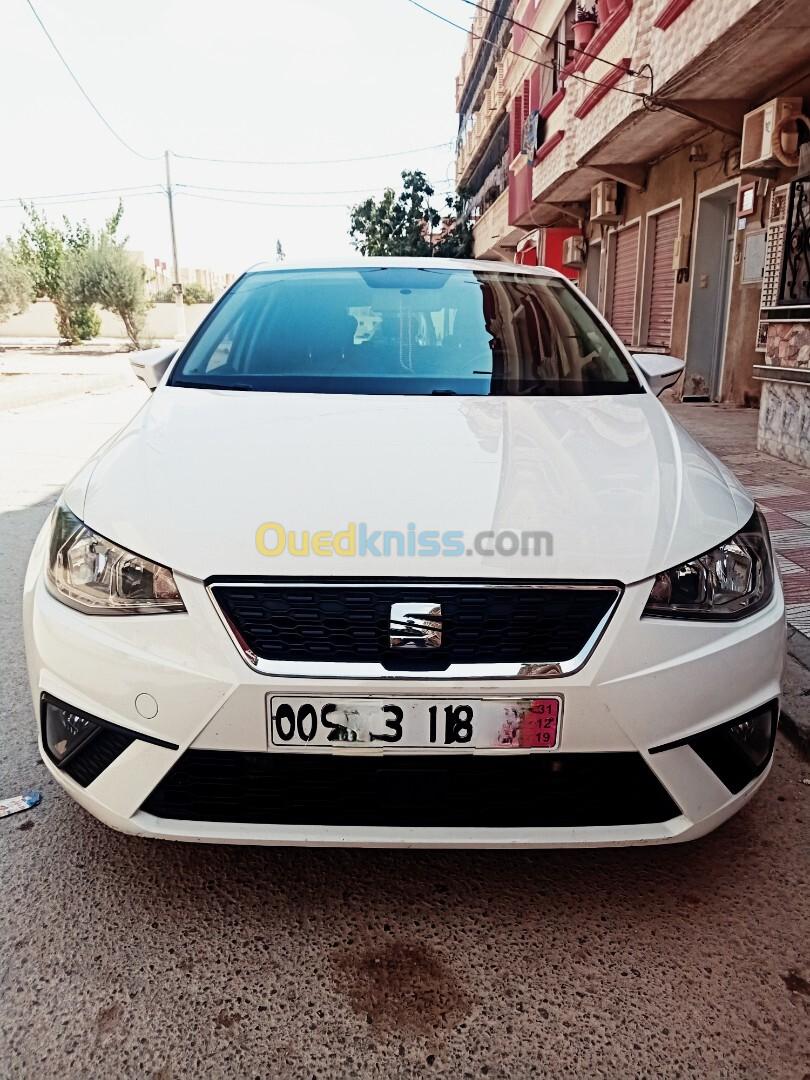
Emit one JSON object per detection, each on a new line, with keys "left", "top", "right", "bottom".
{"left": 154, "top": 283, "right": 214, "bottom": 305}
{"left": 70, "top": 305, "right": 102, "bottom": 341}
{"left": 182, "top": 282, "right": 214, "bottom": 304}
{"left": 0, "top": 247, "right": 34, "bottom": 322}
{"left": 65, "top": 239, "right": 151, "bottom": 348}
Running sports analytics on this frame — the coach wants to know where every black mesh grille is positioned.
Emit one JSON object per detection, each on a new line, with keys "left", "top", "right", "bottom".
{"left": 210, "top": 582, "right": 620, "bottom": 666}
{"left": 62, "top": 728, "right": 136, "bottom": 787}
{"left": 142, "top": 750, "right": 679, "bottom": 828}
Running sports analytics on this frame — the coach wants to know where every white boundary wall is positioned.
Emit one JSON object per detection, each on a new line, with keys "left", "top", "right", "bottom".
{"left": 0, "top": 301, "right": 213, "bottom": 340}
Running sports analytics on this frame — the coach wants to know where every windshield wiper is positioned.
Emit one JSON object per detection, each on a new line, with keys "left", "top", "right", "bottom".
{"left": 174, "top": 379, "right": 255, "bottom": 391}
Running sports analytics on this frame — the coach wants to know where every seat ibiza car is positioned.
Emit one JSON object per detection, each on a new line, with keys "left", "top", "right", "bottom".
{"left": 23, "top": 258, "right": 784, "bottom": 847}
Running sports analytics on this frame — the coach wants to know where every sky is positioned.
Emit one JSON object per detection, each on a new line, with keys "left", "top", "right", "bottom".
{"left": 0, "top": 0, "right": 469, "bottom": 277}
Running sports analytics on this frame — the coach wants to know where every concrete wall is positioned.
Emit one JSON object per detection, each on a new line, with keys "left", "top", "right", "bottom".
{"left": 0, "top": 301, "right": 213, "bottom": 341}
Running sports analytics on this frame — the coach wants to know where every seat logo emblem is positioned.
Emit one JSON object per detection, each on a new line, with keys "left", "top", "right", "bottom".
{"left": 389, "top": 603, "right": 443, "bottom": 649}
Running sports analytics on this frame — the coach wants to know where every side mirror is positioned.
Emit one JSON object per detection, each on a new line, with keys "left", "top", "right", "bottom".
{"left": 631, "top": 352, "right": 684, "bottom": 397}
{"left": 129, "top": 347, "right": 178, "bottom": 391}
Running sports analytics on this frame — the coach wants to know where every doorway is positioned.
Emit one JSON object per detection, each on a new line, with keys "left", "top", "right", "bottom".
{"left": 683, "top": 185, "right": 737, "bottom": 400}
{"left": 584, "top": 240, "right": 601, "bottom": 307}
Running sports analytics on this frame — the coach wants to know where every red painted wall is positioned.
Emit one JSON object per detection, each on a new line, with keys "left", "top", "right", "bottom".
{"left": 540, "top": 227, "right": 581, "bottom": 281}
{"left": 507, "top": 161, "right": 532, "bottom": 225}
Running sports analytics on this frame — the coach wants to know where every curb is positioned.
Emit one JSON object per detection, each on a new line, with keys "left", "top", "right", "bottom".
{"left": 781, "top": 646, "right": 810, "bottom": 760}
{"left": 780, "top": 709, "right": 810, "bottom": 758}
{"left": 787, "top": 626, "right": 810, "bottom": 671}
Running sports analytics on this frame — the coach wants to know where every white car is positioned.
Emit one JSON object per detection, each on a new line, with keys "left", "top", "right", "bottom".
{"left": 23, "top": 258, "right": 784, "bottom": 848}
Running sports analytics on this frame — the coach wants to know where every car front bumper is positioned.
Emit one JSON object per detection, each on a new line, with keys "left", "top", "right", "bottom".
{"left": 23, "top": 523, "right": 786, "bottom": 848}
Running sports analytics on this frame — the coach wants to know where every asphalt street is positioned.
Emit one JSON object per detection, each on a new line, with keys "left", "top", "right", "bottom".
{"left": 0, "top": 371, "right": 808, "bottom": 1078}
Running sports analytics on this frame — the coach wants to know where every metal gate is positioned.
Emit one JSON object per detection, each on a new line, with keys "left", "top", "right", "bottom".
{"left": 646, "top": 207, "right": 679, "bottom": 347}
{"left": 609, "top": 224, "right": 639, "bottom": 343}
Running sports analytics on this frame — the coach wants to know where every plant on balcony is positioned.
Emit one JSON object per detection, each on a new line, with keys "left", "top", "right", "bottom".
{"left": 573, "top": 3, "right": 598, "bottom": 50}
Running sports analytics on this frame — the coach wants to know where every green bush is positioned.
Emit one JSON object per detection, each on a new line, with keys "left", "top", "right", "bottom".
{"left": 69, "top": 305, "right": 101, "bottom": 341}
{"left": 183, "top": 282, "right": 214, "bottom": 304}
{"left": 154, "top": 283, "right": 214, "bottom": 305}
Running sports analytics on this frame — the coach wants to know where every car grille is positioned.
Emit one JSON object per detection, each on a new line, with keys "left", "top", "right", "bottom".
{"left": 141, "top": 750, "right": 679, "bottom": 828}
{"left": 209, "top": 581, "right": 620, "bottom": 668}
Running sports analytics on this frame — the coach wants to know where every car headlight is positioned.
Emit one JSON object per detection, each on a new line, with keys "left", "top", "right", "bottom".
{"left": 643, "top": 508, "right": 774, "bottom": 620}
{"left": 46, "top": 502, "right": 186, "bottom": 615}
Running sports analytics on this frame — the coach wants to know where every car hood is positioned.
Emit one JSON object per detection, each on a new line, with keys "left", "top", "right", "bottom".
{"left": 75, "top": 387, "right": 753, "bottom": 583}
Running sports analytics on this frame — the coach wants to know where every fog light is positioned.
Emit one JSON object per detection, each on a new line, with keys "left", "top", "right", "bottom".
{"left": 728, "top": 713, "right": 774, "bottom": 771}
{"left": 688, "top": 701, "right": 778, "bottom": 794}
{"left": 42, "top": 696, "right": 100, "bottom": 766}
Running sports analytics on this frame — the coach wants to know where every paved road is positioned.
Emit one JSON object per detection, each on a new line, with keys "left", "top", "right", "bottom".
{"left": 1, "top": 380, "right": 809, "bottom": 1078}
{"left": 0, "top": 348, "right": 135, "bottom": 412}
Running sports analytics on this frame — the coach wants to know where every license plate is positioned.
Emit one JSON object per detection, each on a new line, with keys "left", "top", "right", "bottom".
{"left": 267, "top": 696, "right": 562, "bottom": 750}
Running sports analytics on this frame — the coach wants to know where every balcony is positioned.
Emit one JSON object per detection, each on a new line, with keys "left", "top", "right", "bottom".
{"left": 456, "top": 85, "right": 508, "bottom": 188}
{"left": 472, "top": 188, "right": 529, "bottom": 260}
{"left": 473, "top": 189, "right": 510, "bottom": 258}
{"left": 575, "top": 0, "right": 810, "bottom": 182}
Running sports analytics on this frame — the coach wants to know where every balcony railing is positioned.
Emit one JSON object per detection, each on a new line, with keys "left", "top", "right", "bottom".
{"left": 779, "top": 180, "right": 810, "bottom": 308}
{"left": 472, "top": 188, "right": 509, "bottom": 258}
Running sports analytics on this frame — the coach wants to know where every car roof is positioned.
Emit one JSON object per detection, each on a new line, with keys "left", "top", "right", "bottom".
{"left": 244, "top": 256, "right": 563, "bottom": 278}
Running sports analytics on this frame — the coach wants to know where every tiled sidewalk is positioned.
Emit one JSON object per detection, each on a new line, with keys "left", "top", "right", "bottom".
{"left": 668, "top": 404, "right": 810, "bottom": 640}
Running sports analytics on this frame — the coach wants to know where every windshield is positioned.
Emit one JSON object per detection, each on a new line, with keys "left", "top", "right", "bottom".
{"left": 169, "top": 267, "right": 643, "bottom": 396}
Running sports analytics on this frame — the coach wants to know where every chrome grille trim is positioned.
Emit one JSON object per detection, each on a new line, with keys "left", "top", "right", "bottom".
{"left": 206, "top": 580, "right": 623, "bottom": 680}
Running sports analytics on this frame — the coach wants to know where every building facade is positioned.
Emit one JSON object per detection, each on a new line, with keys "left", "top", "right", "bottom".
{"left": 455, "top": 0, "right": 810, "bottom": 466}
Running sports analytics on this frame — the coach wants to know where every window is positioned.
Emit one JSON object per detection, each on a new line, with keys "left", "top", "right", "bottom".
{"left": 171, "top": 267, "right": 642, "bottom": 397}
{"left": 552, "top": 1, "right": 576, "bottom": 93}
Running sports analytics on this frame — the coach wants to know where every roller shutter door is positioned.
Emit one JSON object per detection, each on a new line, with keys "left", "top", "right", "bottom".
{"left": 609, "top": 224, "right": 639, "bottom": 344}
{"left": 647, "top": 207, "right": 679, "bottom": 347}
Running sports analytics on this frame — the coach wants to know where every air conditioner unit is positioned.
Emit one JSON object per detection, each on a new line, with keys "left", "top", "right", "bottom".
{"left": 590, "top": 180, "right": 621, "bottom": 225}
{"left": 740, "top": 97, "right": 802, "bottom": 170}
{"left": 562, "top": 235, "right": 586, "bottom": 268}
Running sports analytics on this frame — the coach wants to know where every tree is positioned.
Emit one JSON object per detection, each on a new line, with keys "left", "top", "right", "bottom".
{"left": 8, "top": 202, "right": 124, "bottom": 342}
{"left": 0, "top": 246, "right": 34, "bottom": 323}
{"left": 349, "top": 172, "right": 473, "bottom": 259}
{"left": 349, "top": 171, "right": 441, "bottom": 257}
{"left": 434, "top": 191, "right": 474, "bottom": 260}
{"left": 65, "top": 236, "right": 150, "bottom": 348}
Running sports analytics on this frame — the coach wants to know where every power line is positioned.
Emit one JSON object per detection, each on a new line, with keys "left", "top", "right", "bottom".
{"left": 0, "top": 184, "right": 162, "bottom": 203}
{"left": 170, "top": 141, "right": 455, "bottom": 167}
{"left": 23, "top": 1, "right": 457, "bottom": 170}
{"left": 175, "top": 181, "right": 453, "bottom": 196}
{"left": 0, "top": 189, "right": 164, "bottom": 209}
{"left": 176, "top": 191, "right": 355, "bottom": 209}
{"left": 457, "top": 0, "right": 641, "bottom": 77}
{"left": 404, "top": 0, "right": 647, "bottom": 101}
{"left": 23, "top": 0, "right": 161, "bottom": 161}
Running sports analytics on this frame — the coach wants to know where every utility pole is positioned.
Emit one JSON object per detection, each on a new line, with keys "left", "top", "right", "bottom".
{"left": 164, "top": 150, "right": 186, "bottom": 339}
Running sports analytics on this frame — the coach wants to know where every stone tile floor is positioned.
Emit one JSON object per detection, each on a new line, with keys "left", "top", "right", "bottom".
{"left": 668, "top": 403, "right": 810, "bottom": 640}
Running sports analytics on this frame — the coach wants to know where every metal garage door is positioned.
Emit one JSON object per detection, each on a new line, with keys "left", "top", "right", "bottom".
{"left": 647, "top": 206, "right": 679, "bottom": 347}
{"left": 609, "top": 224, "right": 639, "bottom": 343}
